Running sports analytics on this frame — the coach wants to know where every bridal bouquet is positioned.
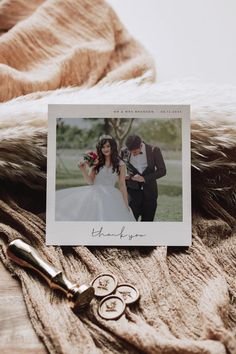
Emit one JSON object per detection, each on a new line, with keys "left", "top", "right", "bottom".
{"left": 79, "top": 151, "right": 98, "bottom": 167}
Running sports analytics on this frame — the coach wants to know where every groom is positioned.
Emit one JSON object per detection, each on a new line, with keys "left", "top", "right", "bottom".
{"left": 120, "top": 135, "right": 166, "bottom": 221}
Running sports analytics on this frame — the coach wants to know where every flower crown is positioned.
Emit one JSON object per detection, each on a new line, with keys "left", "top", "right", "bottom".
{"left": 99, "top": 134, "right": 113, "bottom": 141}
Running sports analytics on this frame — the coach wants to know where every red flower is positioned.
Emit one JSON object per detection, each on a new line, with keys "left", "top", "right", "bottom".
{"left": 91, "top": 152, "right": 97, "bottom": 159}
{"left": 83, "top": 151, "right": 98, "bottom": 167}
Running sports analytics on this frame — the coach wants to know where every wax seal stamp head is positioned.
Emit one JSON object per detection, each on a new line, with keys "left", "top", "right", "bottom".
{"left": 68, "top": 284, "right": 95, "bottom": 310}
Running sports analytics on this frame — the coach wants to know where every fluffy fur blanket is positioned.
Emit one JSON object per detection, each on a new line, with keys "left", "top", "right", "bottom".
{"left": 0, "top": 1, "right": 236, "bottom": 354}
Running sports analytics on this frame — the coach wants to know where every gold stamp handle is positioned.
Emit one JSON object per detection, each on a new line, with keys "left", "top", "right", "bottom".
{"left": 7, "top": 239, "right": 63, "bottom": 287}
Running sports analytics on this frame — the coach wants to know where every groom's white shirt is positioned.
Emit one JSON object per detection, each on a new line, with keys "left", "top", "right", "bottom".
{"left": 130, "top": 143, "right": 148, "bottom": 174}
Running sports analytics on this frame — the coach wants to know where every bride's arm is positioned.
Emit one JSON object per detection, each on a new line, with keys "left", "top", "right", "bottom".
{"left": 118, "top": 164, "right": 130, "bottom": 210}
{"left": 79, "top": 163, "right": 96, "bottom": 185}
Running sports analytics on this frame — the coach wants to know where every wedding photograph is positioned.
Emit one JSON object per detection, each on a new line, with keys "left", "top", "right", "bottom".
{"left": 55, "top": 117, "right": 182, "bottom": 222}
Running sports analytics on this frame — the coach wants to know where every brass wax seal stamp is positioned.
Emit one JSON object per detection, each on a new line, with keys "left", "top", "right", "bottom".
{"left": 7, "top": 239, "right": 94, "bottom": 310}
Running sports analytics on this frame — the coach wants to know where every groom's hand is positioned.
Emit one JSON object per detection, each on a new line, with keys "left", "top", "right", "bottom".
{"left": 131, "top": 175, "right": 145, "bottom": 182}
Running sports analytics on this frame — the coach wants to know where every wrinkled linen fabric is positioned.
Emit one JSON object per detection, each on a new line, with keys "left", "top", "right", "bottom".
{"left": 0, "top": 1, "right": 236, "bottom": 354}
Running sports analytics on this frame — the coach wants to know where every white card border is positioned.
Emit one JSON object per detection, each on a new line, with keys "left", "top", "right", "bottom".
{"left": 46, "top": 104, "right": 191, "bottom": 246}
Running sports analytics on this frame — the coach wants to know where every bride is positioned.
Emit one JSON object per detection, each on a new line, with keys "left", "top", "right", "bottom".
{"left": 55, "top": 135, "right": 136, "bottom": 221}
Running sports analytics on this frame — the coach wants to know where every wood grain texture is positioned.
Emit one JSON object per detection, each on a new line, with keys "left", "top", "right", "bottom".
{"left": 0, "top": 261, "right": 47, "bottom": 354}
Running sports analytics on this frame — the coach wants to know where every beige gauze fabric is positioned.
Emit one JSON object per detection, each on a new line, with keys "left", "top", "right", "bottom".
{"left": 0, "top": 1, "right": 236, "bottom": 354}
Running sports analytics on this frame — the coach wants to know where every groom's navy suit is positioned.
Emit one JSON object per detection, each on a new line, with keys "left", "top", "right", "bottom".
{"left": 120, "top": 143, "right": 166, "bottom": 221}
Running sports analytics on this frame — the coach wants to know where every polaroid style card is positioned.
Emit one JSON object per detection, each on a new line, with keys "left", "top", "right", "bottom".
{"left": 46, "top": 104, "right": 191, "bottom": 246}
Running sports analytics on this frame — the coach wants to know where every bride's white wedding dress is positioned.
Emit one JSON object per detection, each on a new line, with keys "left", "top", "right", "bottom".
{"left": 55, "top": 165, "right": 135, "bottom": 221}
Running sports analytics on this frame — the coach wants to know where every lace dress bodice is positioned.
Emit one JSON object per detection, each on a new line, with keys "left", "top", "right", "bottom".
{"left": 94, "top": 166, "right": 118, "bottom": 187}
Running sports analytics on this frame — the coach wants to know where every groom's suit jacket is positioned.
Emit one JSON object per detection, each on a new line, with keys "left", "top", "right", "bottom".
{"left": 120, "top": 144, "right": 166, "bottom": 200}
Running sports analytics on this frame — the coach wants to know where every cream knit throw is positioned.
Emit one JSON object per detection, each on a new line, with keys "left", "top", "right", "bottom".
{"left": 0, "top": 1, "right": 236, "bottom": 354}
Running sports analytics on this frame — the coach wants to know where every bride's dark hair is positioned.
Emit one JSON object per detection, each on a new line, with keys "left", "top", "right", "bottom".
{"left": 95, "top": 135, "right": 120, "bottom": 175}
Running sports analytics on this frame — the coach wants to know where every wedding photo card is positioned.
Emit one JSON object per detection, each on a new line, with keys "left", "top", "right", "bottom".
{"left": 46, "top": 104, "right": 191, "bottom": 246}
